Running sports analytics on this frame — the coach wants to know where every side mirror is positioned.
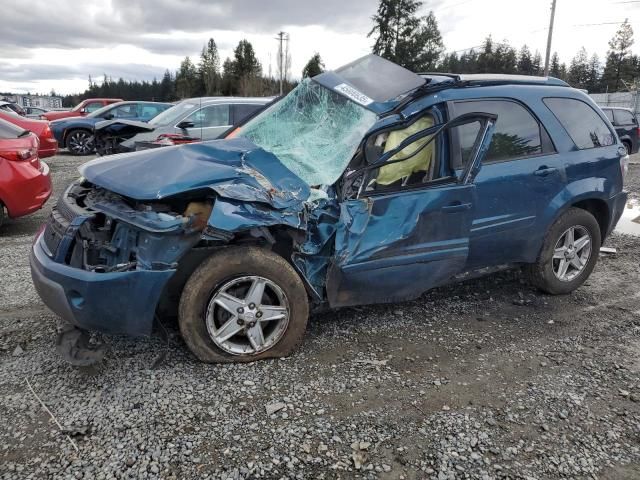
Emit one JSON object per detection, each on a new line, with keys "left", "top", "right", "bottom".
{"left": 177, "top": 120, "right": 195, "bottom": 130}
{"left": 79, "top": 107, "right": 87, "bottom": 114}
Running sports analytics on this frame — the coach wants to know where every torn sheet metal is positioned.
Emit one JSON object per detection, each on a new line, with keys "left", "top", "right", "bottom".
{"left": 80, "top": 137, "right": 311, "bottom": 209}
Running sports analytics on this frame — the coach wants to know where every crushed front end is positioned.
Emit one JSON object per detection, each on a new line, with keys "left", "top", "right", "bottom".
{"left": 30, "top": 180, "right": 207, "bottom": 337}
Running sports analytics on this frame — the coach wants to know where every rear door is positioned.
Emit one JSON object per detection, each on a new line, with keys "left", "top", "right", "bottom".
{"left": 451, "top": 98, "right": 562, "bottom": 268}
{"left": 181, "top": 104, "right": 232, "bottom": 140}
{"left": 327, "top": 111, "right": 496, "bottom": 308}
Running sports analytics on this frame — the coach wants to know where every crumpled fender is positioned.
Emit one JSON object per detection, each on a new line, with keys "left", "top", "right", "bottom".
{"left": 94, "top": 119, "right": 155, "bottom": 134}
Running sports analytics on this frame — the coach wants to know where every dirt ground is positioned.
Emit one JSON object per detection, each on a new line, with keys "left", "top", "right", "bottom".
{"left": 1, "top": 153, "right": 640, "bottom": 480}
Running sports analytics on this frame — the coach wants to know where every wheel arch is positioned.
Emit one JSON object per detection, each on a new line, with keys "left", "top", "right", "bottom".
{"left": 64, "top": 127, "right": 93, "bottom": 146}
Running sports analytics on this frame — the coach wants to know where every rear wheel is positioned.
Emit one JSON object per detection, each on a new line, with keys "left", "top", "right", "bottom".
{"left": 66, "top": 129, "right": 94, "bottom": 155}
{"left": 525, "top": 208, "right": 601, "bottom": 294}
{"left": 623, "top": 141, "right": 632, "bottom": 156}
{"left": 179, "top": 247, "right": 309, "bottom": 363}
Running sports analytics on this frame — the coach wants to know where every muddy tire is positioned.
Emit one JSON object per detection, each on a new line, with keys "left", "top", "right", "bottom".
{"left": 525, "top": 207, "right": 601, "bottom": 295}
{"left": 179, "top": 246, "right": 309, "bottom": 363}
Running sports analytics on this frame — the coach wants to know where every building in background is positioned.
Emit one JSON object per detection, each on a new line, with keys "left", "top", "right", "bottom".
{"left": 0, "top": 94, "right": 63, "bottom": 109}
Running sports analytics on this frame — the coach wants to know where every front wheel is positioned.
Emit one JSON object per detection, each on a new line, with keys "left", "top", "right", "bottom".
{"left": 525, "top": 208, "right": 601, "bottom": 295}
{"left": 66, "top": 129, "right": 94, "bottom": 155}
{"left": 179, "top": 247, "right": 309, "bottom": 363}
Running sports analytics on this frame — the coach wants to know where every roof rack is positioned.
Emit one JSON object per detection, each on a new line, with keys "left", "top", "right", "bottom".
{"left": 418, "top": 73, "right": 569, "bottom": 88}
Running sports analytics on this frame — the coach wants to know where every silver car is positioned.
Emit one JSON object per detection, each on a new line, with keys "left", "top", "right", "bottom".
{"left": 119, "top": 97, "right": 272, "bottom": 150}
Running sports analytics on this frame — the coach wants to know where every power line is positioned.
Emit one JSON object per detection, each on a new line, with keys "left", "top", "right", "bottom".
{"left": 572, "top": 21, "right": 628, "bottom": 27}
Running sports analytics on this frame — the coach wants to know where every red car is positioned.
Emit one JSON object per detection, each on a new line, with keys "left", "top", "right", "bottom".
{"left": 42, "top": 98, "right": 123, "bottom": 122}
{"left": 0, "top": 118, "right": 52, "bottom": 227}
{"left": 0, "top": 111, "right": 58, "bottom": 158}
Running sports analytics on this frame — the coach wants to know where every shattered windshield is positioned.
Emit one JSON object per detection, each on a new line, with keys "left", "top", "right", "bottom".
{"left": 236, "top": 79, "right": 377, "bottom": 187}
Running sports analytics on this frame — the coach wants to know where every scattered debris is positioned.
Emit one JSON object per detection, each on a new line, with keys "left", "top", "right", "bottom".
{"left": 265, "top": 402, "right": 286, "bottom": 415}
{"left": 600, "top": 247, "right": 617, "bottom": 254}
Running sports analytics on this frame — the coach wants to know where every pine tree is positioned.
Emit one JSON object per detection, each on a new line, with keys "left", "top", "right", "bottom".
{"left": 232, "top": 40, "right": 262, "bottom": 96}
{"left": 517, "top": 45, "right": 533, "bottom": 75}
{"left": 531, "top": 51, "right": 543, "bottom": 76}
{"left": 549, "top": 52, "right": 562, "bottom": 78}
{"left": 585, "top": 54, "right": 601, "bottom": 93}
{"left": 601, "top": 19, "right": 635, "bottom": 91}
{"left": 176, "top": 56, "right": 198, "bottom": 99}
{"left": 568, "top": 47, "right": 590, "bottom": 89}
{"left": 369, "top": 1, "right": 443, "bottom": 71}
{"left": 302, "top": 53, "right": 325, "bottom": 78}
{"left": 199, "top": 38, "right": 221, "bottom": 96}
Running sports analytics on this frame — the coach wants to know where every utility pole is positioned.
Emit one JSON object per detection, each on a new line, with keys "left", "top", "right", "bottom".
{"left": 275, "top": 31, "right": 286, "bottom": 96}
{"left": 543, "top": 0, "right": 557, "bottom": 77}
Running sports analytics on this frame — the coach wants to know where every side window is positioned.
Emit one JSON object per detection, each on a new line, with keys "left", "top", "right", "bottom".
{"left": 544, "top": 98, "right": 615, "bottom": 149}
{"left": 233, "top": 104, "right": 262, "bottom": 125}
{"left": 364, "top": 112, "right": 440, "bottom": 192}
{"left": 110, "top": 104, "right": 137, "bottom": 118}
{"left": 614, "top": 109, "right": 636, "bottom": 126}
{"left": 185, "top": 104, "right": 230, "bottom": 128}
{"left": 85, "top": 102, "right": 103, "bottom": 113}
{"left": 139, "top": 104, "right": 164, "bottom": 120}
{"left": 454, "top": 99, "right": 545, "bottom": 165}
{"left": 603, "top": 109, "right": 615, "bottom": 123}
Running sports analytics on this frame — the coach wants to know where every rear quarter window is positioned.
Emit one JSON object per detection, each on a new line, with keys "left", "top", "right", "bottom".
{"left": 543, "top": 97, "right": 615, "bottom": 149}
{"left": 0, "top": 118, "right": 26, "bottom": 139}
{"left": 614, "top": 109, "right": 636, "bottom": 126}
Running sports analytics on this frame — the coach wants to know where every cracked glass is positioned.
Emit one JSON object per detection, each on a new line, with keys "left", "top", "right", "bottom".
{"left": 237, "top": 79, "right": 377, "bottom": 188}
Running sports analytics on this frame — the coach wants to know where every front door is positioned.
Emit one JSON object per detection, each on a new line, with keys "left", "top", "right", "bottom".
{"left": 327, "top": 112, "right": 496, "bottom": 307}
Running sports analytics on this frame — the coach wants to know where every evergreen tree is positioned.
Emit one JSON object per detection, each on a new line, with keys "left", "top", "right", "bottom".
{"left": 159, "top": 70, "right": 175, "bottom": 101}
{"left": 176, "top": 56, "right": 198, "bottom": 99}
{"left": 549, "top": 52, "right": 562, "bottom": 78}
{"left": 601, "top": 19, "right": 634, "bottom": 91}
{"left": 233, "top": 39, "right": 262, "bottom": 96}
{"left": 302, "top": 53, "right": 325, "bottom": 78}
{"left": 585, "top": 54, "right": 602, "bottom": 93}
{"left": 199, "top": 38, "right": 221, "bottom": 96}
{"left": 568, "top": 47, "right": 590, "bottom": 89}
{"left": 369, "top": 0, "right": 443, "bottom": 71}
{"left": 517, "top": 45, "right": 533, "bottom": 75}
{"left": 531, "top": 51, "right": 543, "bottom": 75}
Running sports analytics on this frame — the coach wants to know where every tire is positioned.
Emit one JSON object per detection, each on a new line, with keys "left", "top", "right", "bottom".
{"left": 0, "top": 202, "right": 4, "bottom": 229}
{"left": 623, "top": 141, "right": 632, "bottom": 156}
{"left": 178, "top": 246, "right": 309, "bottom": 363}
{"left": 525, "top": 207, "right": 601, "bottom": 295}
{"left": 65, "top": 129, "right": 94, "bottom": 155}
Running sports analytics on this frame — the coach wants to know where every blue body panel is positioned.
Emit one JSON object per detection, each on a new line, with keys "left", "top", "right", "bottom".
{"left": 30, "top": 79, "right": 629, "bottom": 337}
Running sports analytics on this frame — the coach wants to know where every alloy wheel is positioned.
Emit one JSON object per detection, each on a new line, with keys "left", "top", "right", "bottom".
{"left": 552, "top": 225, "right": 592, "bottom": 282}
{"left": 68, "top": 131, "right": 93, "bottom": 154}
{"left": 205, "top": 276, "right": 290, "bottom": 355}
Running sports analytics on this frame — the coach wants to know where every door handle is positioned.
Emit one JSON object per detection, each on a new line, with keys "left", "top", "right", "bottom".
{"left": 534, "top": 166, "right": 558, "bottom": 177}
{"left": 442, "top": 202, "right": 472, "bottom": 213}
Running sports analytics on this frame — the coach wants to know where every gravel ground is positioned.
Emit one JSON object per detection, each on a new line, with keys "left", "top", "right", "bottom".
{"left": 1, "top": 152, "right": 640, "bottom": 480}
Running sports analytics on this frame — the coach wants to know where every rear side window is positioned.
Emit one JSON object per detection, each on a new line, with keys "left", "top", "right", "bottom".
{"left": 614, "top": 109, "right": 637, "bottom": 126}
{"left": 233, "top": 104, "right": 263, "bottom": 125}
{"left": 0, "top": 118, "right": 26, "bottom": 139}
{"left": 544, "top": 98, "right": 615, "bottom": 149}
{"left": 454, "top": 99, "right": 548, "bottom": 165}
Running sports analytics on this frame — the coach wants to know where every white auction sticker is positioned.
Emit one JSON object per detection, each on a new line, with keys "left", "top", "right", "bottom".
{"left": 334, "top": 83, "right": 374, "bottom": 106}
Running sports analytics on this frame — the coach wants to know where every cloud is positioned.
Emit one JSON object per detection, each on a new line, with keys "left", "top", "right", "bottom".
{"left": 0, "top": 62, "right": 167, "bottom": 83}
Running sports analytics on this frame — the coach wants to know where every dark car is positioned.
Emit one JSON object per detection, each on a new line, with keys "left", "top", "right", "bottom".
{"left": 51, "top": 101, "right": 172, "bottom": 155}
{"left": 42, "top": 98, "right": 123, "bottom": 122}
{"left": 601, "top": 107, "right": 639, "bottom": 154}
{"left": 31, "top": 55, "right": 628, "bottom": 365}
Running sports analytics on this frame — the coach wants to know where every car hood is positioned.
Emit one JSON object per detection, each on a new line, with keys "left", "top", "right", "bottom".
{"left": 79, "top": 137, "right": 311, "bottom": 210}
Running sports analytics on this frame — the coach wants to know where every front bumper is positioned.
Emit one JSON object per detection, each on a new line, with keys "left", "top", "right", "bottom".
{"left": 30, "top": 233, "right": 175, "bottom": 336}
{"left": 608, "top": 190, "right": 628, "bottom": 237}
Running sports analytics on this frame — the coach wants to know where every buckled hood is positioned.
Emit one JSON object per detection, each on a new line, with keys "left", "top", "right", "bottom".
{"left": 79, "top": 138, "right": 311, "bottom": 210}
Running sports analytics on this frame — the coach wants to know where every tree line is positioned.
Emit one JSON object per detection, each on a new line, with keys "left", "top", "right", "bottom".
{"left": 61, "top": 0, "right": 638, "bottom": 107}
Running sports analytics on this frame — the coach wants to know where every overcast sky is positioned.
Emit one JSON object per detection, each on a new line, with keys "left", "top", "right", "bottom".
{"left": 1, "top": 0, "right": 639, "bottom": 95}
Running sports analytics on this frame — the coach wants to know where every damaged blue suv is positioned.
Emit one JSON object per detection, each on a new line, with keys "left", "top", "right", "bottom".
{"left": 30, "top": 55, "right": 628, "bottom": 364}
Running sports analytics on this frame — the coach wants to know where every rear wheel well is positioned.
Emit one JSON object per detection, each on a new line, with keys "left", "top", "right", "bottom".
{"left": 572, "top": 198, "right": 609, "bottom": 239}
